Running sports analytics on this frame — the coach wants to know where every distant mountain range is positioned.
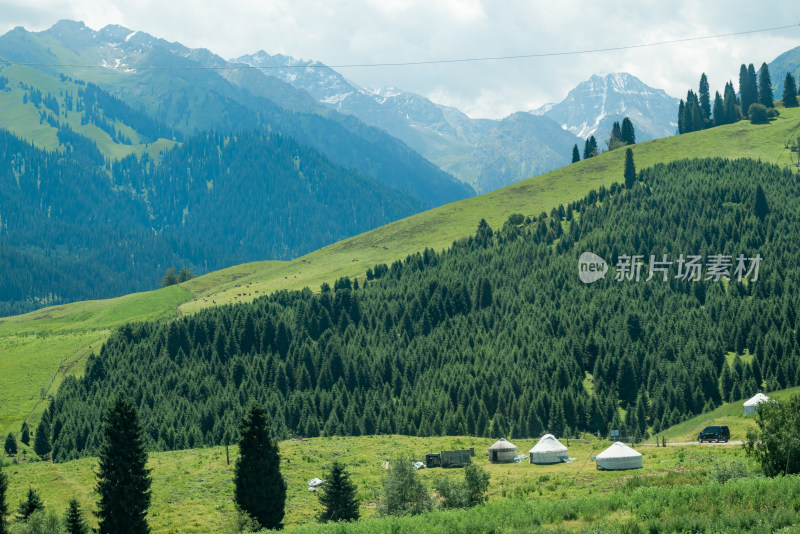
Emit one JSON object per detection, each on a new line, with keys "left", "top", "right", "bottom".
{"left": 531, "top": 73, "right": 680, "bottom": 142}
{"left": 0, "top": 21, "right": 474, "bottom": 314}
{"left": 236, "top": 52, "right": 680, "bottom": 192}
{"left": 768, "top": 45, "right": 800, "bottom": 96}
{"left": 0, "top": 20, "right": 473, "bottom": 206}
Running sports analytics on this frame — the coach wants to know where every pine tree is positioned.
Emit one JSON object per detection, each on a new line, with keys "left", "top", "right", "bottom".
{"left": 33, "top": 423, "right": 50, "bottom": 460}
{"left": 234, "top": 403, "right": 286, "bottom": 530}
{"left": 3, "top": 434, "right": 15, "bottom": 456}
{"left": 583, "top": 136, "right": 598, "bottom": 159}
{"left": 739, "top": 64, "right": 755, "bottom": 116}
{"left": 620, "top": 117, "right": 635, "bottom": 144}
{"left": 699, "top": 73, "right": 711, "bottom": 119}
{"left": 571, "top": 144, "right": 580, "bottom": 163}
{"left": 33, "top": 409, "right": 51, "bottom": 460}
{"left": 758, "top": 62, "right": 774, "bottom": 108}
{"left": 746, "top": 63, "right": 759, "bottom": 112}
{"left": 677, "top": 100, "right": 685, "bottom": 134}
{"left": 0, "top": 460, "right": 7, "bottom": 534}
{"left": 723, "top": 81, "right": 739, "bottom": 123}
{"left": 64, "top": 498, "right": 89, "bottom": 534}
{"left": 20, "top": 422, "right": 29, "bottom": 447}
{"left": 317, "top": 461, "right": 359, "bottom": 523}
{"left": 96, "top": 394, "right": 151, "bottom": 534}
{"left": 610, "top": 121, "right": 621, "bottom": 143}
{"left": 783, "top": 73, "right": 798, "bottom": 107}
{"left": 16, "top": 488, "right": 43, "bottom": 520}
{"left": 624, "top": 148, "right": 636, "bottom": 189}
{"left": 712, "top": 91, "right": 725, "bottom": 126}
{"left": 753, "top": 184, "right": 769, "bottom": 221}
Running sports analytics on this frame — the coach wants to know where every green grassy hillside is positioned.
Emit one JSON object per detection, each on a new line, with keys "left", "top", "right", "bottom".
{"left": 655, "top": 385, "right": 800, "bottom": 442}
{"left": 0, "top": 64, "right": 178, "bottom": 160}
{"left": 1, "top": 434, "right": 752, "bottom": 533}
{"left": 1, "top": 106, "right": 798, "bottom": 437}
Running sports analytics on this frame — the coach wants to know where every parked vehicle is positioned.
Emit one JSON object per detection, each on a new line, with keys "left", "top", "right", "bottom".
{"left": 697, "top": 425, "right": 730, "bottom": 443}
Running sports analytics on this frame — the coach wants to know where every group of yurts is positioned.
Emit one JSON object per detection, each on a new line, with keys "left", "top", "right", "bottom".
{"left": 488, "top": 435, "right": 643, "bottom": 470}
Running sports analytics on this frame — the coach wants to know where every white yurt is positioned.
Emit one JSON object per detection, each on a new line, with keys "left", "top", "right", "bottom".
{"left": 488, "top": 438, "right": 518, "bottom": 463}
{"left": 596, "top": 442, "right": 642, "bottom": 470}
{"left": 744, "top": 392, "right": 770, "bottom": 415}
{"left": 529, "top": 434, "right": 569, "bottom": 464}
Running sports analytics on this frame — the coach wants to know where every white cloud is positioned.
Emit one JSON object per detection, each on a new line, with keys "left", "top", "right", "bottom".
{"left": 0, "top": 0, "right": 797, "bottom": 118}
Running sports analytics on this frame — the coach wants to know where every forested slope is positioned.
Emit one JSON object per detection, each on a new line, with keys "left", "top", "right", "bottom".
{"left": 44, "top": 158, "right": 800, "bottom": 461}
{"left": 0, "top": 126, "right": 423, "bottom": 315}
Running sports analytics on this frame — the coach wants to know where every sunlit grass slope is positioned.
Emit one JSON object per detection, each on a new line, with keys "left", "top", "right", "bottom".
{"left": 1, "top": 106, "right": 799, "bottom": 436}
{"left": 655, "top": 385, "right": 800, "bottom": 442}
{"left": 2, "top": 434, "right": 753, "bottom": 533}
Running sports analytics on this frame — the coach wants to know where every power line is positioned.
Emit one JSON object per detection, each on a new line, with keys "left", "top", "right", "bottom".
{"left": 0, "top": 23, "right": 797, "bottom": 71}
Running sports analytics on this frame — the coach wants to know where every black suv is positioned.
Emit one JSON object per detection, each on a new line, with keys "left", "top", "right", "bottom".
{"left": 697, "top": 425, "right": 730, "bottom": 443}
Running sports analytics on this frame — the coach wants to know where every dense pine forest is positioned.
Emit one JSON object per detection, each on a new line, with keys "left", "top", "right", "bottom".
{"left": 41, "top": 157, "right": 800, "bottom": 462}
{"left": 0, "top": 126, "right": 424, "bottom": 315}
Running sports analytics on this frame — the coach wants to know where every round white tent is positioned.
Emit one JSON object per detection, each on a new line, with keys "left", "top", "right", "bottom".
{"left": 529, "top": 434, "right": 569, "bottom": 464}
{"left": 488, "top": 438, "right": 518, "bottom": 463}
{"left": 596, "top": 442, "right": 642, "bottom": 470}
{"left": 744, "top": 392, "right": 770, "bottom": 415}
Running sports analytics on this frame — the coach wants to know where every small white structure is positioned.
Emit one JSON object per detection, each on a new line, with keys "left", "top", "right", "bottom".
{"left": 529, "top": 434, "right": 569, "bottom": 464}
{"left": 596, "top": 442, "right": 642, "bottom": 470}
{"left": 744, "top": 392, "right": 770, "bottom": 415}
{"left": 488, "top": 438, "right": 518, "bottom": 463}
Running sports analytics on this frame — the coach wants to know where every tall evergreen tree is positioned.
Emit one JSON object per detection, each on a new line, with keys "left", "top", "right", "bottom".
{"left": 33, "top": 424, "right": 50, "bottom": 460}
{"left": 3, "top": 434, "right": 15, "bottom": 456}
{"left": 611, "top": 121, "right": 621, "bottom": 142}
{"left": 234, "top": 403, "right": 286, "bottom": 530}
{"left": 317, "top": 461, "right": 359, "bottom": 523}
{"left": 677, "top": 100, "right": 686, "bottom": 134}
{"left": 620, "top": 117, "right": 636, "bottom": 144}
{"left": 712, "top": 91, "right": 725, "bottom": 126}
{"left": 758, "top": 62, "right": 774, "bottom": 108}
{"left": 739, "top": 64, "right": 752, "bottom": 116}
{"left": 571, "top": 144, "right": 580, "bottom": 163}
{"left": 64, "top": 498, "right": 89, "bottom": 534}
{"left": 0, "top": 460, "right": 7, "bottom": 534}
{"left": 746, "top": 63, "right": 759, "bottom": 112}
{"left": 20, "top": 422, "right": 29, "bottom": 447}
{"left": 16, "top": 488, "right": 43, "bottom": 520}
{"left": 96, "top": 394, "right": 151, "bottom": 534}
{"left": 583, "top": 136, "right": 598, "bottom": 159}
{"left": 723, "top": 81, "right": 739, "bottom": 124}
{"left": 753, "top": 184, "right": 770, "bottom": 221}
{"left": 624, "top": 148, "right": 636, "bottom": 189}
{"left": 783, "top": 72, "right": 798, "bottom": 107}
{"left": 699, "top": 73, "right": 711, "bottom": 120}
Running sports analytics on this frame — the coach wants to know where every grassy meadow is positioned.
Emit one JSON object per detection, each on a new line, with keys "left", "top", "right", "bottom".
{"left": 2, "top": 434, "right": 768, "bottom": 533}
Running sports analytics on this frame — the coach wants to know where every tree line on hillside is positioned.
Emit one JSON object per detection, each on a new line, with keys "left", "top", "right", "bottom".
{"left": 678, "top": 63, "right": 798, "bottom": 134}
{"left": 0, "top": 126, "right": 424, "bottom": 316}
{"left": 571, "top": 117, "right": 636, "bottom": 163}
{"left": 32, "top": 157, "right": 800, "bottom": 462}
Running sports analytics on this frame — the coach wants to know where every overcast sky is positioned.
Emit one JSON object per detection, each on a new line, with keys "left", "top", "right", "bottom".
{"left": 1, "top": 0, "right": 798, "bottom": 118}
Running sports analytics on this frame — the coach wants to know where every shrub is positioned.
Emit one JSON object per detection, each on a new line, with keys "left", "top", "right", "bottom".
{"left": 380, "top": 457, "right": 431, "bottom": 517}
{"left": 749, "top": 103, "right": 769, "bottom": 124}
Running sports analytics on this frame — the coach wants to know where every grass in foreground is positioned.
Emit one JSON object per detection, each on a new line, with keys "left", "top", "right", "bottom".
{"left": 2, "top": 435, "right": 761, "bottom": 533}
